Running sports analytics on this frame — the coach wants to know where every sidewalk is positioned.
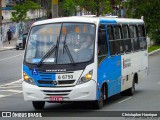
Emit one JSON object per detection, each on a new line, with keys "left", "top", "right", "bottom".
{"left": 0, "top": 38, "right": 17, "bottom": 51}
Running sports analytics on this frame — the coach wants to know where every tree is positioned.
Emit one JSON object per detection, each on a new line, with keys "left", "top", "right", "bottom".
{"left": 11, "top": 0, "right": 41, "bottom": 34}
{"left": 59, "top": 0, "right": 112, "bottom": 17}
{"left": 59, "top": 0, "right": 76, "bottom": 17}
{"left": 76, "top": 0, "right": 112, "bottom": 16}
{"left": 124, "top": 0, "right": 160, "bottom": 44}
{"left": 33, "top": 0, "right": 52, "bottom": 18}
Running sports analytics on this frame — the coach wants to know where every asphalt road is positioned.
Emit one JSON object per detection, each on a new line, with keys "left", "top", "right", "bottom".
{"left": 0, "top": 49, "right": 160, "bottom": 120}
{"left": 0, "top": 49, "right": 24, "bottom": 84}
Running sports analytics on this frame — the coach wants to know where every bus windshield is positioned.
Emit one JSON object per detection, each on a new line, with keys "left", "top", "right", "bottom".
{"left": 25, "top": 23, "right": 95, "bottom": 65}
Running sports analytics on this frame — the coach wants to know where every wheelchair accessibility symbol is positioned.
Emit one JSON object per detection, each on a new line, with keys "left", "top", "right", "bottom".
{"left": 32, "top": 68, "right": 38, "bottom": 75}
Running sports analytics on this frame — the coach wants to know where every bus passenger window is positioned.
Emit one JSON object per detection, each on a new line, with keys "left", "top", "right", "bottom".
{"left": 122, "top": 25, "right": 132, "bottom": 53}
{"left": 98, "top": 29, "right": 108, "bottom": 56}
{"left": 108, "top": 25, "right": 124, "bottom": 56}
{"left": 114, "top": 25, "right": 121, "bottom": 39}
{"left": 108, "top": 25, "right": 116, "bottom": 56}
{"left": 138, "top": 25, "right": 147, "bottom": 50}
{"left": 114, "top": 25, "right": 124, "bottom": 54}
{"left": 98, "top": 25, "right": 108, "bottom": 65}
{"left": 129, "top": 25, "right": 140, "bottom": 51}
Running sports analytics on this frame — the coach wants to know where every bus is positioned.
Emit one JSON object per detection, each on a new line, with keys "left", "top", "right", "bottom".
{"left": 22, "top": 16, "right": 148, "bottom": 109}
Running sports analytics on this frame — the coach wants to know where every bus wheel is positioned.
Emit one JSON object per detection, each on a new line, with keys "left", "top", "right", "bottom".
{"left": 128, "top": 81, "right": 135, "bottom": 96}
{"left": 93, "top": 91, "right": 104, "bottom": 109}
{"left": 32, "top": 101, "right": 45, "bottom": 110}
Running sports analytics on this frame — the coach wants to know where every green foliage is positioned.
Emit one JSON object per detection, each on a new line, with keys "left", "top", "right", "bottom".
{"left": 59, "top": 0, "right": 76, "bottom": 16}
{"left": 11, "top": 0, "right": 41, "bottom": 22}
{"left": 59, "top": 0, "right": 112, "bottom": 17}
{"left": 77, "top": 0, "right": 112, "bottom": 16}
{"left": 124, "top": 0, "right": 160, "bottom": 44}
{"left": 148, "top": 45, "right": 160, "bottom": 53}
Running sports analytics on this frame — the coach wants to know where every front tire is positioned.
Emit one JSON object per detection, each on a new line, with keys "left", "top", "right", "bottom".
{"left": 93, "top": 91, "right": 104, "bottom": 109}
{"left": 16, "top": 47, "right": 19, "bottom": 50}
{"left": 32, "top": 101, "right": 45, "bottom": 110}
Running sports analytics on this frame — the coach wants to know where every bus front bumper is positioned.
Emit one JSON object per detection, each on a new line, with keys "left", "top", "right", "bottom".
{"left": 22, "top": 80, "right": 97, "bottom": 101}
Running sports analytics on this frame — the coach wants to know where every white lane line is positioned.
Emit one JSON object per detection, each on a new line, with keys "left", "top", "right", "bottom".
{"left": 0, "top": 86, "right": 21, "bottom": 89}
{"left": 8, "top": 83, "right": 22, "bottom": 86}
{"left": 8, "top": 84, "right": 22, "bottom": 86}
{"left": 0, "top": 54, "right": 23, "bottom": 62}
{"left": 0, "top": 79, "right": 22, "bottom": 87}
{"left": 0, "top": 90, "right": 22, "bottom": 93}
{"left": 0, "top": 95, "right": 5, "bottom": 98}
{"left": 118, "top": 97, "right": 132, "bottom": 104}
{"left": 0, "top": 92, "right": 22, "bottom": 98}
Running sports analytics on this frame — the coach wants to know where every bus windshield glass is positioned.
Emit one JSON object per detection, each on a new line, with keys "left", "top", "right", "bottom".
{"left": 25, "top": 23, "right": 95, "bottom": 64}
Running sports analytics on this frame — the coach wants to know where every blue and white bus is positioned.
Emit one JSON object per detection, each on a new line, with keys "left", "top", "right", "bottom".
{"left": 22, "top": 16, "right": 148, "bottom": 109}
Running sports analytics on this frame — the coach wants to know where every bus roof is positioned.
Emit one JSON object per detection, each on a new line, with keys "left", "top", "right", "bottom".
{"left": 32, "top": 16, "right": 144, "bottom": 27}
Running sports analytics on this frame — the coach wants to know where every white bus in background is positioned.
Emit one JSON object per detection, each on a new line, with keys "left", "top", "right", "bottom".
{"left": 22, "top": 16, "right": 148, "bottom": 109}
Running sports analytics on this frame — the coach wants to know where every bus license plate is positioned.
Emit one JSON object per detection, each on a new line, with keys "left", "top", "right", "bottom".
{"left": 50, "top": 96, "right": 63, "bottom": 101}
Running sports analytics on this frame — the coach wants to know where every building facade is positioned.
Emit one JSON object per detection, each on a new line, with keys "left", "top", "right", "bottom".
{"left": 1, "top": 0, "right": 46, "bottom": 42}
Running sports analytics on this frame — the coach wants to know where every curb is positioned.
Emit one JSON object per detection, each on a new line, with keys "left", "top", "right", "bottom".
{"left": 148, "top": 48, "right": 160, "bottom": 56}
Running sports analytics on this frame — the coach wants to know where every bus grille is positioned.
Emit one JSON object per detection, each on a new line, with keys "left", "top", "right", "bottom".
{"left": 37, "top": 72, "right": 76, "bottom": 86}
{"left": 37, "top": 80, "right": 75, "bottom": 85}
{"left": 42, "top": 90, "right": 72, "bottom": 96}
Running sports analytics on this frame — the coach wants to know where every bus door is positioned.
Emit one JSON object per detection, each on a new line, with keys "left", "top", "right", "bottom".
{"left": 107, "top": 25, "right": 123, "bottom": 96}
{"left": 97, "top": 24, "right": 120, "bottom": 98}
{"left": 98, "top": 24, "right": 122, "bottom": 97}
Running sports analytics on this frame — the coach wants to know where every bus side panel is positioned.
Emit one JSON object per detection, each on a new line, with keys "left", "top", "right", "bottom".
{"left": 98, "top": 55, "right": 121, "bottom": 98}
{"left": 121, "top": 51, "right": 148, "bottom": 91}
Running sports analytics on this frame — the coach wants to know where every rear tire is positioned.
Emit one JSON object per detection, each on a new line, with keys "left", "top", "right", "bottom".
{"left": 32, "top": 101, "right": 45, "bottom": 110}
{"left": 127, "top": 80, "right": 135, "bottom": 96}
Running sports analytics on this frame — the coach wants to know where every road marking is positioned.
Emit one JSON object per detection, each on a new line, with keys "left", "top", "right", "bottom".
{"left": 0, "top": 79, "right": 22, "bottom": 87}
{"left": 0, "top": 54, "right": 23, "bottom": 62}
{"left": 0, "top": 95, "right": 5, "bottom": 98}
{"left": 0, "top": 92, "right": 21, "bottom": 98}
{"left": 0, "top": 79, "right": 23, "bottom": 99}
{"left": 0, "top": 86, "right": 21, "bottom": 89}
{"left": 118, "top": 97, "right": 132, "bottom": 104}
{"left": 0, "top": 90, "right": 22, "bottom": 93}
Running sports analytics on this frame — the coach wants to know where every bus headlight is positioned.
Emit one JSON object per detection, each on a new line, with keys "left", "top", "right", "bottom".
{"left": 23, "top": 72, "right": 35, "bottom": 85}
{"left": 77, "top": 70, "right": 93, "bottom": 85}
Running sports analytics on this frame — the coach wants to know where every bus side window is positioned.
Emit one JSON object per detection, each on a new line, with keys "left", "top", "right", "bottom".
{"left": 122, "top": 25, "right": 132, "bottom": 53}
{"left": 98, "top": 26, "right": 108, "bottom": 56}
{"left": 114, "top": 25, "right": 124, "bottom": 54}
{"left": 138, "top": 25, "right": 147, "bottom": 50}
{"left": 129, "top": 25, "right": 140, "bottom": 51}
{"left": 108, "top": 25, "right": 116, "bottom": 56}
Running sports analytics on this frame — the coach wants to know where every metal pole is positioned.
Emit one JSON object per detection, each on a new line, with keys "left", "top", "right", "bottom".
{"left": 52, "top": 0, "right": 58, "bottom": 18}
{"left": 0, "top": 0, "right": 3, "bottom": 48}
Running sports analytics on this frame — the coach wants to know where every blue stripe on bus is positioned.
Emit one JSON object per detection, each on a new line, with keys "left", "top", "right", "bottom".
{"left": 100, "top": 19, "right": 117, "bottom": 24}
{"left": 23, "top": 65, "right": 56, "bottom": 87}
{"left": 97, "top": 55, "right": 121, "bottom": 99}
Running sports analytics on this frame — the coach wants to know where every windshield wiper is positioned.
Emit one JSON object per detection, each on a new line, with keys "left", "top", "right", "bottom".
{"left": 37, "top": 38, "right": 59, "bottom": 67}
{"left": 63, "top": 35, "right": 75, "bottom": 65}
